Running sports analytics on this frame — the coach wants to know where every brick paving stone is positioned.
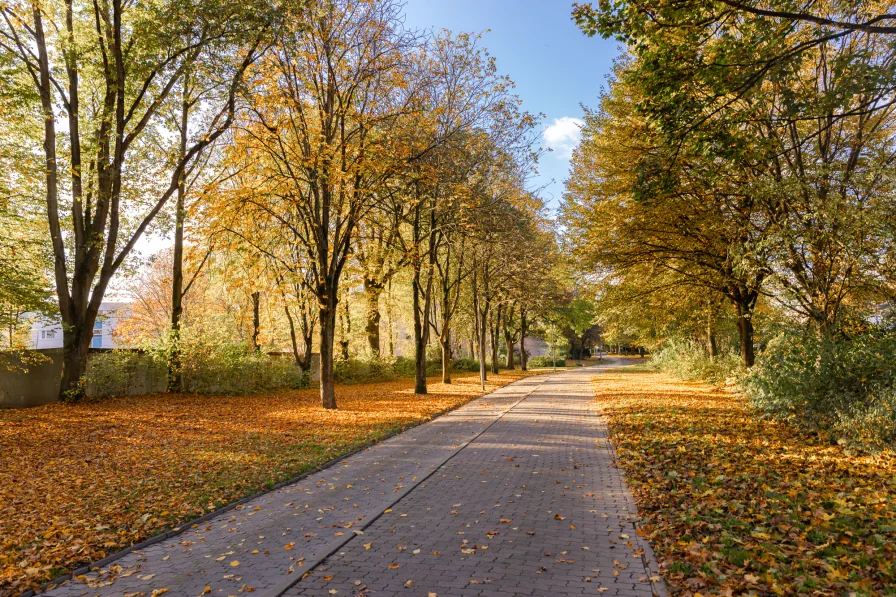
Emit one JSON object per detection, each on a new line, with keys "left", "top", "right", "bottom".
{"left": 42, "top": 362, "right": 665, "bottom": 597}
{"left": 285, "top": 365, "right": 665, "bottom": 597}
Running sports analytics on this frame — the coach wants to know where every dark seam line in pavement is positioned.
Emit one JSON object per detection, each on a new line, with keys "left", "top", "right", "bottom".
{"left": 262, "top": 375, "right": 556, "bottom": 597}
{"left": 22, "top": 376, "right": 556, "bottom": 597}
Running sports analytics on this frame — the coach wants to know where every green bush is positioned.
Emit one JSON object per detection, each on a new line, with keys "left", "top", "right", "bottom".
{"left": 743, "top": 331, "right": 896, "bottom": 451}
{"left": 334, "top": 358, "right": 398, "bottom": 384}
{"left": 334, "top": 356, "right": 479, "bottom": 384}
{"left": 85, "top": 344, "right": 307, "bottom": 398}
{"left": 649, "top": 337, "right": 742, "bottom": 386}
{"left": 84, "top": 350, "right": 168, "bottom": 398}
{"left": 177, "top": 342, "right": 304, "bottom": 394}
{"left": 393, "top": 356, "right": 441, "bottom": 378}
{"left": 451, "top": 357, "right": 481, "bottom": 372}
{"left": 527, "top": 354, "right": 565, "bottom": 368}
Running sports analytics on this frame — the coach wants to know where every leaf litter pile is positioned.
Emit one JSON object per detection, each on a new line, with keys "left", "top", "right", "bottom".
{"left": 0, "top": 370, "right": 537, "bottom": 596}
{"left": 593, "top": 369, "right": 896, "bottom": 596}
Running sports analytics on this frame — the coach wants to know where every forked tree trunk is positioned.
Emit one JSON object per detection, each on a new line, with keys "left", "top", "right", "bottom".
{"left": 504, "top": 323, "right": 515, "bottom": 370}
{"left": 319, "top": 301, "right": 338, "bottom": 409}
{"left": 59, "top": 325, "right": 93, "bottom": 401}
{"left": 735, "top": 304, "right": 755, "bottom": 367}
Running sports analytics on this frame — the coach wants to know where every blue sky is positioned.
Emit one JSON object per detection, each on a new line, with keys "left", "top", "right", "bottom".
{"left": 402, "top": 0, "right": 620, "bottom": 212}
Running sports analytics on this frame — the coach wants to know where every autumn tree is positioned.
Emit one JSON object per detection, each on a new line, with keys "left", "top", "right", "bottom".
{"left": 354, "top": 208, "right": 404, "bottom": 358}
{"left": 573, "top": 0, "right": 896, "bottom": 138}
{"left": 226, "top": 0, "right": 421, "bottom": 409}
{"left": 0, "top": 0, "right": 272, "bottom": 398}
{"left": 466, "top": 163, "right": 542, "bottom": 388}
{"left": 562, "top": 60, "right": 772, "bottom": 365}
{"left": 377, "top": 31, "right": 539, "bottom": 394}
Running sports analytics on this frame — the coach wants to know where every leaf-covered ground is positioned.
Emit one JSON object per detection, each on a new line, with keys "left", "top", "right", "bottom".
{"left": 0, "top": 370, "right": 537, "bottom": 596}
{"left": 593, "top": 369, "right": 896, "bottom": 597}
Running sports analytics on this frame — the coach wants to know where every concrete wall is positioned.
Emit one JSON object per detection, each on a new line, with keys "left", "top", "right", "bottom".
{"left": 0, "top": 349, "right": 65, "bottom": 408}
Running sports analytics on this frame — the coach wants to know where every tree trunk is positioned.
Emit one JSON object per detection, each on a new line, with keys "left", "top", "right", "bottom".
{"left": 299, "top": 304, "right": 313, "bottom": 372}
{"left": 338, "top": 298, "right": 351, "bottom": 361}
{"left": 440, "top": 330, "right": 451, "bottom": 384}
{"left": 285, "top": 305, "right": 302, "bottom": 367}
{"left": 412, "top": 266, "right": 429, "bottom": 394}
{"left": 490, "top": 307, "right": 500, "bottom": 375}
{"left": 59, "top": 325, "right": 92, "bottom": 401}
{"left": 504, "top": 326, "right": 515, "bottom": 370}
{"left": 705, "top": 302, "right": 719, "bottom": 360}
{"left": 478, "top": 308, "right": 488, "bottom": 389}
{"left": 472, "top": 267, "right": 487, "bottom": 390}
{"left": 168, "top": 73, "right": 189, "bottom": 392}
{"left": 707, "top": 328, "right": 718, "bottom": 359}
{"left": 386, "top": 279, "right": 395, "bottom": 357}
{"left": 363, "top": 278, "right": 382, "bottom": 358}
{"left": 319, "top": 302, "right": 338, "bottom": 409}
{"left": 519, "top": 307, "right": 528, "bottom": 371}
{"left": 735, "top": 303, "right": 755, "bottom": 367}
{"left": 250, "top": 291, "right": 261, "bottom": 352}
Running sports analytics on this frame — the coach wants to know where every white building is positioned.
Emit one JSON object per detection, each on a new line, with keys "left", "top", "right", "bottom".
{"left": 30, "top": 302, "right": 130, "bottom": 349}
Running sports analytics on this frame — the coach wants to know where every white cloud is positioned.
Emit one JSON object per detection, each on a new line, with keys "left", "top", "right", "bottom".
{"left": 543, "top": 116, "right": 584, "bottom": 159}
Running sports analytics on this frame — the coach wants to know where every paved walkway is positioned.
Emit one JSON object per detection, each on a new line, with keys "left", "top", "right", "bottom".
{"left": 44, "top": 362, "right": 663, "bottom": 597}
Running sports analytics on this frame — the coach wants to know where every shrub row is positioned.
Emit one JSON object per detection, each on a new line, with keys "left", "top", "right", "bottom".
{"left": 650, "top": 332, "right": 896, "bottom": 452}
{"left": 84, "top": 343, "right": 307, "bottom": 398}
{"left": 743, "top": 331, "right": 896, "bottom": 452}
{"left": 648, "top": 338, "right": 742, "bottom": 386}
{"left": 526, "top": 354, "right": 566, "bottom": 368}
{"left": 334, "top": 357, "right": 484, "bottom": 385}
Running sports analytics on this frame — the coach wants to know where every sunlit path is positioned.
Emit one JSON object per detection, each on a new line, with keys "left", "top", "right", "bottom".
{"left": 42, "top": 361, "right": 662, "bottom": 597}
